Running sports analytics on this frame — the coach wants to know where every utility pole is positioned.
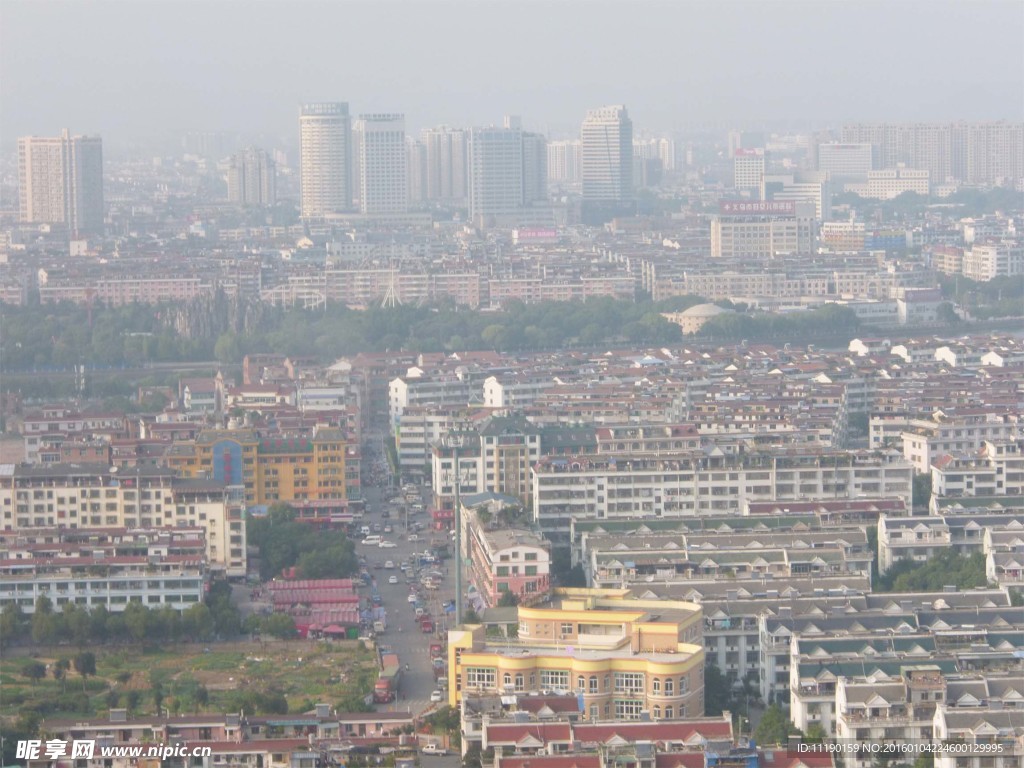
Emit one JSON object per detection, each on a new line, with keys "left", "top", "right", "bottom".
{"left": 452, "top": 435, "right": 464, "bottom": 626}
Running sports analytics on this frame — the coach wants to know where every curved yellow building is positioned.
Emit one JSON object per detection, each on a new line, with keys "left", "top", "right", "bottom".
{"left": 448, "top": 589, "right": 705, "bottom": 720}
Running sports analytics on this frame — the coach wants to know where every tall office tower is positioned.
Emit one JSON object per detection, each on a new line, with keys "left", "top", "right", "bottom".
{"left": 522, "top": 132, "right": 548, "bottom": 204}
{"left": 580, "top": 105, "right": 633, "bottom": 203}
{"left": 547, "top": 140, "right": 582, "bottom": 184}
{"left": 468, "top": 125, "right": 524, "bottom": 225}
{"left": 817, "top": 143, "right": 873, "bottom": 182}
{"left": 423, "top": 126, "right": 468, "bottom": 204}
{"left": 407, "top": 137, "right": 427, "bottom": 205}
{"left": 733, "top": 148, "right": 765, "bottom": 194}
{"left": 299, "top": 102, "right": 351, "bottom": 218}
{"left": 227, "top": 147, "right": 277, "bottom": 206}
{"left": 18, "top": 129, "right": 104, "bottom": 235}
{"left": 658, "top": 138, "right": 676, "bottom": 172}
{"left": 357, "top": 114, "right": 407, "bottom": 214}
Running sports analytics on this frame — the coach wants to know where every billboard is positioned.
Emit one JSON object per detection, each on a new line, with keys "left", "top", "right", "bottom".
{"left": 718, "top": 200, "right": 796, "bottom": 216}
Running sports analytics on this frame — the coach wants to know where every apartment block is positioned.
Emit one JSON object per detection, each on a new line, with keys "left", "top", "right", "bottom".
{"left": 448, "top": 589, "right": 705, "bottom": 719}
{"left": 0, "top": 464, "right": 246, "bottom": 576}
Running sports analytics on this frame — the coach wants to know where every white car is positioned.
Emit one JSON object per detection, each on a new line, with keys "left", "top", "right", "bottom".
{"left": 388, "top": 575, "right": 398, "bottom": 584}
{"left": 407, "top": 593, "right": 418, "bottom": 603}
{"left": 421, "top": 743, "right": 446, "bottom": 755}
{"left": 378, "top": 540, "right": 397, "bottom": 548}
{"left": 429, "top": 691, "right": 444, "bottom": 703}
{"left": 407, "top": 534, "right": 419, "bottom": 542}
{"left": 384, "top": 560, "right": 395, "bottom": 569}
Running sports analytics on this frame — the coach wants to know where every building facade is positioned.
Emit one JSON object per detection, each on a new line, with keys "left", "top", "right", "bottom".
{"left": 299, "top": 102, "right": 352, "bottom": 217}
{"left": 18, "top": 129, "right": 104, "bottom": 234}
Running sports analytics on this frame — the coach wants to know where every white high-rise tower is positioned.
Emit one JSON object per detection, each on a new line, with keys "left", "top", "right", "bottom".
{"left": 18, "top": 129, "right": 104, "bottom": 235}
{"left": 357, "top": 113, "right": 408, "bottom": 214}
{"left": 299, "top": 102, "right": 351, "bottom": 217}
{"left": 581, "top": 105, "right": 633, "bottom": 202}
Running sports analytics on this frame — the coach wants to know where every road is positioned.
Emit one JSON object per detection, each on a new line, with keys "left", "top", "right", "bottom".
{"left": 357, "top": 440, "right": 455, "bottom": 722}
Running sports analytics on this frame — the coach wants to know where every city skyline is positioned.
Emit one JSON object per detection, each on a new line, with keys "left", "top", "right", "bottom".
{"left": 2, "top": 0, "right": 1023, "bottom": 147}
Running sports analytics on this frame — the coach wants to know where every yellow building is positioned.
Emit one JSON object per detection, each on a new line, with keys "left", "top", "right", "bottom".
{"left": 447, "top": 588, "right": 704, "bottom": 720}
{"left": 165, "top": 427, "right": 359, "bottom": 506}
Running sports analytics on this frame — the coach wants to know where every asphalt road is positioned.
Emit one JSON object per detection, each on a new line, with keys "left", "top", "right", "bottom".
{"left": 359, "top": 474, "right": 455, "bottom": 719}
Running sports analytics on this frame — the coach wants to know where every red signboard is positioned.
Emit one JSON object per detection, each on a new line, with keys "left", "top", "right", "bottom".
{"left": 719, "top": 200, "right": 796, "bottom": 216}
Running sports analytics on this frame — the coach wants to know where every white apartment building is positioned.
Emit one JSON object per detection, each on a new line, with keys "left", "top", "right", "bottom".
{"left": 0, "top": 465, "right": 247, "bottom": 577}
{"left": 299, "top": 102, "right": 352, "bottom": 217}
{"left": 18, "top": 129, "right": 104, "bottom": 234}
{"left": 0, "top": 527, "right": 207, "bottom": 613}
{"left": 531, "top": 449, "right": 913, "bottom": 543}
{"left": 482, "top": 375, "right": 553, "bottom": 408}
{"left": 932, "top": 440, "right": 1024, "bottom": 499}
{"left": 846, "top": 166, "right": 929, "bottom": 200}
{"left": 962, "top": 242, "right": 1024, "bottom": 282}
{"left": 423, "top": 126, "right": 468, "bottom": 203}
{"left": 932, "top": 706, "right": 1024, "bottom": 768}
{"left": 581, "top": 105, "right": 633, "bottom": 202}
{"left": 877, "top": 515, "right": 953, "bottom": 572}
{"left": 818, "top": 142, "right": 873, "bottom": 181}
{"left": 547, "top": 139, "right": 582, "bottom": 184}
{"left": 897, "top": 413, "right": 1022, "bottom": 474}
{"left": 227, "top": 146, "right": 276, "bottom": 207}
{"left": 357, "top": 113, "right": 407, "bottom": 214}
{"left": 388, "top": 373, "right": 474, "bottom": 430}
{"left": 733, "top": 148, "right": 765, "bottom": 193}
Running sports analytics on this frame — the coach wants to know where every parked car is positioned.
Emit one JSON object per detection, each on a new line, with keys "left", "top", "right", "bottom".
{"left": 388, "top": 575, "right": 398, "bottom": 584}
{"left": 429, "top": 691, "right": 444, "bottom": 703}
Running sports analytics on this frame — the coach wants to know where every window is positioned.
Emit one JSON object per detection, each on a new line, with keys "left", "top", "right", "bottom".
{"left": 515, "top": 673, "right": 524, "bottom": 691}
{"left": 577, "top": 675, "right": 585, "bottom": 692}
{"left": 540, "top": 670, "right": 569, "bottom": 690}
{"left": 652, "top": 678, "right": 661, "bottom": 694}
{"left": 465, "top": 668, "right": 496, "bottom": 688}
{"left": 664, "top": 678, "right": 673, "bottom": 695}
{"left": 589, "top": 676, "right": 599, "bottom": 693}
{"left": 503, "top": 673, "right": 512, "bottom": 687}
{"left": 614, "top": 672, "right": 645, "bottom": 694}
{"left": 560, "top": 622, "right": 573, "bottom": 636}
{"left": 665, "top": 706, "right": 673, "bottom": 718}
{"left": 653, "top": 706, "right": 661, "bottom": 719}
{"left": 614, "top": 699, "right": 645, "bottom": 719}
{"left": 678, "top": 676, "right": 688, "bottom": 693}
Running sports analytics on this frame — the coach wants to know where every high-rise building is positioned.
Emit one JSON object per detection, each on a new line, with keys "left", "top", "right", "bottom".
{"left": 522, "top": 131, "right": 548, "bottom": 204}
{"left": 547, "top": 140, "right": 582, "bottom": 184}
{"left": 18, "top": 129, "right": 104, "bottom": 234}
{"left": 406, "top": 137, "right": 427, "bottom": 205}
{"left": 580, "top": 105, "right": 633, "bottom": 203}
{"left": 227, "top": 147, "right": 277, "bottom": 206}
{"left": 841, "top": 121, "right": 1024, "bottom": 186}
{"left": 423, "top": 126, "right": 468, "bottom": 204}
{"left": 733, "top": 148, "right": 765, "bottom": 194}
{"left": 357, "top": 113, "right": 407, "bottom": 214}
{"left": 468, "top": 125, "right": 524, "bottom": 225}
{"left": 299, "top": 102, "right": 351, "bottom": 218}
{"left": 817, "top": 143, "right": 873, "bottom": 182}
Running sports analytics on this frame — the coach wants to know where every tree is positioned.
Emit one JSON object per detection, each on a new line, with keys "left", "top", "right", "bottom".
{"left": 936, "top": 302, "right": 959, "bottom": 325}
{"left": 753, "top": 703, "right": 798, "bottom": 746}
{"left": 21, "top": 661, "right": 47, "bottom": 686}
{"left": 74, "top": 651, "right": 97, "bottom": 691}
{"left": 703, "top": 663, "right": 731, "bottom": 716}
{"left": 497, "top": 591, "right": 519, "bottom": 608}
{"left": 805, "top": 723, "right": 827, "bottom": 744}
{"left": 0, "top": 603, "right": 27, "bottom": 644}
{"left": 912, "top": 474, "right": 933, "bottom": 510}
{"left": 53, "top": 658, "right": 71, "bottom": 692}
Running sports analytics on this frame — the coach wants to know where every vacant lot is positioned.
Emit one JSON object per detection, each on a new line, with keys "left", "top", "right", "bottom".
{"left": 1, "top": 639, "right": 378, "bottom": 722}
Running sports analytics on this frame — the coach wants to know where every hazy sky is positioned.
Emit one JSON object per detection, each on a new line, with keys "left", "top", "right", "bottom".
{"left": 3, "top": 0, "right": 1023, "bottom": 145}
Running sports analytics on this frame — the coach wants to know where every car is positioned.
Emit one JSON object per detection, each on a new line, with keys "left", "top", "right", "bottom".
{"left": 421, "top": 742, "right": 446, "bottom": 756}
{"left": 378, "top": 540, "right": 397, "bottom": 548}
{"left": 407, "top": 534, "right": 419, "bottom": 541}
{"left": 388, "top": 575, "right": 398, "bottom": 584}
{"left": 399, "top": 562, "right": 409, "bottom": 571}
{"left": 383, "top": 525, "right": 392, "bottom": 533}
{"left": 384, "top": 560, "right": 395, "bottom": 569}
{"left": 407, "top": 593, "right": 418, "bottom": 603}
{"left": 429, "top": 690, "right": 444, "bottom": 704}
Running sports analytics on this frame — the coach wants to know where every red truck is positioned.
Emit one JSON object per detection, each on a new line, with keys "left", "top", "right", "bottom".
{"left": 429, "top": 643, "right": 444, "bottom": 660}
{"left": 419, "top": 615, "right": 434, "bottom": 633}
{"left": 374, "top": 652, "right": 402, "bottom": 703}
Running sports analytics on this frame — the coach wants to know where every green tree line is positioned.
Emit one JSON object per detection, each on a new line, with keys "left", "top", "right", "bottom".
{"left": 0, "top": 580, "right": 242, "bottom": 647}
